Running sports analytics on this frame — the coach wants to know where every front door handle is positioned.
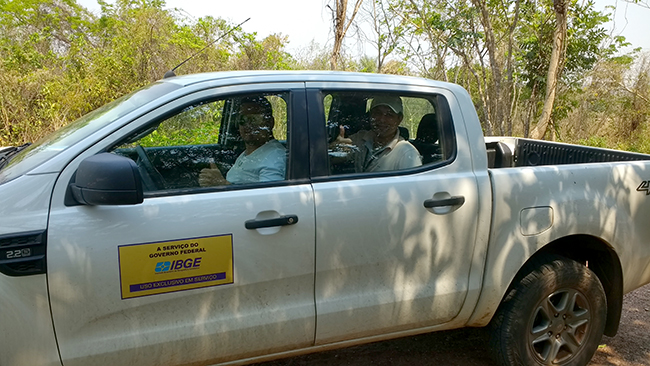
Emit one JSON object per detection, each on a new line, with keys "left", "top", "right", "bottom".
{"left": 245, "top": 214, "right": 299, "bottom": 230}
{"left": 423, "top": 196, "right": 465, "bottom": 209}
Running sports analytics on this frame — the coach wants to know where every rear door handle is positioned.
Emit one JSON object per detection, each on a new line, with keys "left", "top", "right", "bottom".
{"left": 245, "top": 215, "right": 299, "bottom": 230}
{"left": 423, "top": 196, "right": 465, "bottom": 209}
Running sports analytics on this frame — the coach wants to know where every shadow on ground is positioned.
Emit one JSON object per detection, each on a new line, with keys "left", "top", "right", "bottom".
{"left": 255, "top": 327, "right": 493, "bottom": 366}
{"left": 254, "top": 285, "right": 650, "bottom": 366}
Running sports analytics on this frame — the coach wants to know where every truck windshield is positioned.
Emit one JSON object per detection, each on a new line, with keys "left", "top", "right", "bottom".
{"left": 0, "top": 81, "right": 181, "bottom": 184}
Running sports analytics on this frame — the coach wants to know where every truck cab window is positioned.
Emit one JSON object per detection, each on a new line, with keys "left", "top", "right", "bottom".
{"left": 326, "top": 92, "right": 450, "bottom": 176}
{"left": 110, "top": 92, "right": 290, "bottom": 192}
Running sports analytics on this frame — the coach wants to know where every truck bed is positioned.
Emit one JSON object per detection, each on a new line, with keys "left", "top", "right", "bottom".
{"left": 485, "top": 137, "right": 650, "bottom": 168}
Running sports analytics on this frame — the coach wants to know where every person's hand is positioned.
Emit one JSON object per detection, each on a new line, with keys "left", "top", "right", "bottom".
{"left": 332, "top": 125, "right": 353, "bottom": 145}
{"left": 329, "top": 125, "right": 353, "bottom": 150}
{"left": 199, "top": 162, "right": 228, "bottom": 187}
{"left": 328, "top": 125, "right": 357, "bottom": 161}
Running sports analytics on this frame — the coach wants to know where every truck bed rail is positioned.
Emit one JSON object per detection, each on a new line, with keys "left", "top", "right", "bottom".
{"left": 486, "top": 138, "right": 650, "bottom": 168}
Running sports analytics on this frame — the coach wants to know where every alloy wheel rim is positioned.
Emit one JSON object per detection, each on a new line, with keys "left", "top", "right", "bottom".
{"left": 527, "top": 288, "right": 591, "bottom": 365}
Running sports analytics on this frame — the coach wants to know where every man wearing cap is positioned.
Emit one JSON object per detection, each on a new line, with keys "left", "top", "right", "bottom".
{"left": 334, "top": 95, "right": 422, "bottom": 173}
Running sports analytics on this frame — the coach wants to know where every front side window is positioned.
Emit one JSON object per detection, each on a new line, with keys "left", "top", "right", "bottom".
{"left": 110, "top": 92, "right": 289, "bottom": 192}
{"left": 326, "top": 91, "right": 451, "bottom": 176}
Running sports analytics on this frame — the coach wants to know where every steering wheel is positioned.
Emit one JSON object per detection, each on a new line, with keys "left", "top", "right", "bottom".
{"left": 135, "top": 145, "right": 167, "bottom": 190}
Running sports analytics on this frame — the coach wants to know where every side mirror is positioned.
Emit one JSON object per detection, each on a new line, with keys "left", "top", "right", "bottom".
{"left": 70, "top": 153, "right": 144, "bottom": 205}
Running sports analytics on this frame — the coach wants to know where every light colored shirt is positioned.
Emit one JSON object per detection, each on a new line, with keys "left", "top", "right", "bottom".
{"left": 349, "top": 130, "right": 422, "bottom": 172}
{"left": 226, "top": 139, "right": 286, "bottom": 184}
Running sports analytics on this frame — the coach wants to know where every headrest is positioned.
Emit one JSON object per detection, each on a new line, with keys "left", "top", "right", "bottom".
{"left": 416, "top": 113, "right": 438, "bottom": 143}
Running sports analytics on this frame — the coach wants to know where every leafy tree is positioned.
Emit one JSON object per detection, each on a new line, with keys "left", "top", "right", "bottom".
{"left": 362, "top": 0, "right": 405, "bottom": 73}
{"left": 293, "top": 40, "right": 331, "bottom": 70}
{"left": 529, "top": 0, "right": 567, "bottom": 140}
{"left": 521, "top": 0, "right": 623, "bottom": 139}
{"left": 233, "top": 33, "right": 296, "bottom": 70}
{"left": 395, "top": 0, "right": 521, "bottom": 135}
{"left": 566, "top": 52, "right": 650, "bottom": 151}
{"left": 373, "top": 0, "right": 625, "bottom": 140}
{"left": 0, "top": 0, "right": 93, "bottom": 144}
{"left": 0, "top": 0, "right": 293, "bottom": 146}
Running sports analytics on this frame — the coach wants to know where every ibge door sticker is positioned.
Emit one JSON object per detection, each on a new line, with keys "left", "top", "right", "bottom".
{"left": 118, "top": 234, "right": 234, "bottom": 299}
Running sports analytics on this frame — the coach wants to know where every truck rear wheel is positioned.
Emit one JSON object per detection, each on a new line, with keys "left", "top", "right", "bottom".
{"left": 489, "top": 254, "right": 607, "bottom": 366}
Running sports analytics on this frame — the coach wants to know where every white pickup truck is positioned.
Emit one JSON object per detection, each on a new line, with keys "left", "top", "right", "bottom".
{"left": 2, "top": 71, "right": 650, "bottom": 366}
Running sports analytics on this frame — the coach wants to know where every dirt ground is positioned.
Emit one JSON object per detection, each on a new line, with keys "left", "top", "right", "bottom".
{"left": 255, "top": 284, "right": 650, "bottom": 366}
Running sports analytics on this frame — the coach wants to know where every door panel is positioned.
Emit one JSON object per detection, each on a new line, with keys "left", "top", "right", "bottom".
{"left": 48, "top": 183, "right": 315, "bottom": 366}
{"left": 309, "top": 86, "right": 480, "bottom": 344}
{"left": 47, "top": 85, "right": 316, "bottom": 366}
{"left": 313, "top": 169, "right": 478, "bottom": 343}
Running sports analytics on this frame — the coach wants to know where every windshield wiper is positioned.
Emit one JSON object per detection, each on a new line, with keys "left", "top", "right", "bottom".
{"left": 0, "top": 143, "right": 32, "bottom": 170}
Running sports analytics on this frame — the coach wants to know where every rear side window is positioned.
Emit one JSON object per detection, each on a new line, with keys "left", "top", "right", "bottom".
{"left": 324, "top": 91, "right": 455, "bottom": 176}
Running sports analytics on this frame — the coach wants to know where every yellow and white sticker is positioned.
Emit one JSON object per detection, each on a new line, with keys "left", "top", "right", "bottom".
{"left": 118, "top": 234, "right": 233, "bottom": 299}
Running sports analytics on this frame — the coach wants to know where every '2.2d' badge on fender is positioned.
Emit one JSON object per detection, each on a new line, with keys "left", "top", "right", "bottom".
{"left": 118, "top": 234, "right": 233, "bottom": 299}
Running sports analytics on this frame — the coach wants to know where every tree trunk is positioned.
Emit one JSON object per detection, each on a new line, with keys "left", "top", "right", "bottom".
{"left": 329, "top": 0, "right": 363, "bottom": 70}
{"left": 470, "top": 0, "right": 520, "bottom": 136}
{"left": 530, "top": 0, "right": 568, "bottom": 140}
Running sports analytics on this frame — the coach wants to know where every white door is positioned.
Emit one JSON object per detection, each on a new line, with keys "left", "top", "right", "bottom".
{"left": 309, "top": 87, "right": 481, "bottom": 344}
{"left": 47, "top": 86, "right": 316, "bottom": 366}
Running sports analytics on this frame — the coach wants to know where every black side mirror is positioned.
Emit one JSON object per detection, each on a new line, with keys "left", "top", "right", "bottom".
{"left": 69, "top": 153, "right": 144, "bottom": 206}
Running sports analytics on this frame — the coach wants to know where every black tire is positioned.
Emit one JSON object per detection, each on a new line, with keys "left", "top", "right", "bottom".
{"left": 489, "top": 254, "right": 607, "bottom": 366}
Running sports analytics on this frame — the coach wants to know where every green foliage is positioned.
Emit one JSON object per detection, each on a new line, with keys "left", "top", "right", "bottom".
{"left": 293, "top": 41, "right": 331, "bottom": 70}
{"left": 138, "top": 122, "right": 220, "bottom": 147}
{"left": 518, "top": 0, "right": 622, "bottom": 91}
{"left": 401, "top": 97, "right": 435, "bottom": 137}
{"left": 0, "top": 0, "right": 294, "bottom": 146}
{"left": 514, "top": 0, "right": 627, "bottom": 138}
{"left": 562, "top": 52, "right": 650, "bottom": 150}
{"left": 578, "top": 136, "right": 608, "bottom": 148}
{"left": 135, "top": 100, "right": 222, "bottom": 147}
{"left": 357, "top": 56, "right": 378, "bottom": 73}
{"left": 233, "top": 33, "right": 296, "bottom": 70}
{"left": 1, "top": 0, "right": 648, "bottom": 154}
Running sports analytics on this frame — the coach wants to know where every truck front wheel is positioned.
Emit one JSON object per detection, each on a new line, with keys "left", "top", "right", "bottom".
{"left": 489, "top": 254, "right": 607, "bottom": 366}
